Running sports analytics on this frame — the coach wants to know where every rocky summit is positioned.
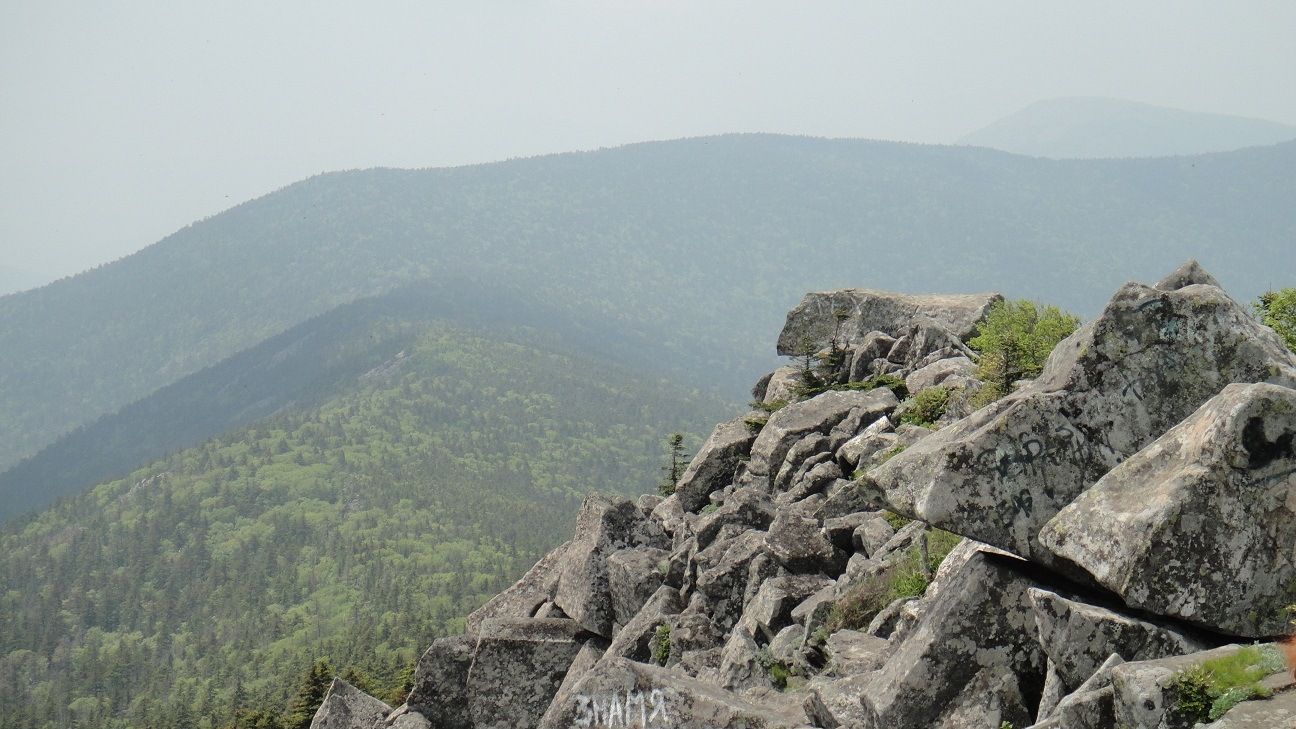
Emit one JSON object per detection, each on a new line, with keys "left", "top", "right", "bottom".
{"left": 310, "top": 261, "right": 1296, "bottom": 729}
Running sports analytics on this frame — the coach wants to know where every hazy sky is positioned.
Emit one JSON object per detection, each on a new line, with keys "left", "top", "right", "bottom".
{"left": 3, "top": 1, "right": 1295, "bottom": 280}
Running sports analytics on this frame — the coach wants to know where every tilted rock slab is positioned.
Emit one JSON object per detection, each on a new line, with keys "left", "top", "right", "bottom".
{"left": 310, "top": 678, "right": 392, "bottom": 729}
{"left": 537, "top": 656, "right": 805, "bottom": 729}
{"left": 776, "top": 288, "right": 1002, "bottom": 355}
{"left": 675, "top": 416, "right": 758, "bottom": 512}
{"left": 1039, "top": 382, "right": 1296, "bottom": 636}
{"left": 467, "top": 618, "right": 594, "bottom": 729}
{"left": 859, "top": 549, "right": 1047, "bottom": 729}
{"left": 859, "top": 276, "right": 1296, "bottom": 562}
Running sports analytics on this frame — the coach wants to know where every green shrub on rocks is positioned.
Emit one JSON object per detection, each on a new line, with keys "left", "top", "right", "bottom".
{"left": 968, "top": 299, "right": 1080, "bottom": 404}
{"left": 1254, "top": 288, "right": 1296, "bottom": 353}
{"left": 650, "top": 624, "right": 671, "bottom": 666}
{"left": 823, "top": 527, "right": 962, "bottom": 635}
{"left": 1168, "top": 645, "right": 1287, "bottom": 723}
{"left": 900, "top": 386, "right": 949, "bottom": 428}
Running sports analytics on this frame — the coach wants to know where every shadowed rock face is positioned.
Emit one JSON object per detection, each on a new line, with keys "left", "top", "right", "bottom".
{"left": 776, "top": 289, "right": 1002, "bottom": 356}
{"left": 858, "top": 279, "right": 1296, "bottom": 562}
{"left": 311, "top": 678, "right": 392, "bottom": 729}
{"left": 1040, "top": 382, "right": 1296, "bottom": 637}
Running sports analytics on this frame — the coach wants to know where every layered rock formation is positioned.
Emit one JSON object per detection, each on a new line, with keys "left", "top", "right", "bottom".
{"left": 312, "top": 262, "right": 1296, "bottom": 729}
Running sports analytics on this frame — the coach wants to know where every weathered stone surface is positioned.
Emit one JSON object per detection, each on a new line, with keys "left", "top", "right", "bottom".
{"left": 744, "top": 573, "right": 834, "bottom": 639}
{"left": 889, "top": 321, "right": 975, "bottom": 373}
{"left": 669, "top": 611, "right": 723, "bottom": 662}
{"left": 694, "top": 486, "right": 774, "bottom": 549}
{"left": 1040, "top": 382, "right": 1296, "bottom": 636}
{"left": 1032, "top": 653, "right": 1124, "bottom": 729}
{"left": 1210, "top": 685, "right": 1296, "bottom": 728}
{"left": 676, "top": 416, "right": 759, "bottom": 512}
{"left": 772, "top": 435, "right": 832, "bottom": 493}
{"left": 847, "top": 332, "right": 898, "bottom": 382}
{"left": 607, "top": 547, "right": 669, "bottom": 627}
{"left": 931, "top": 664, "right": 1034, "bottom": 729}
{"left": 768, "top": 623, "right": 805, "bottom": 666}
{"left": 406, "top": 634, "right": 475, "bottom": 729}
{"left": 860, "top": 550, "right": 1047, "bottom": 729}
{"left": 1155, "top": 258, "right": 1221, "bottom": 291}
{"left": 537, "top": 656, "right": 804, "bottom": 729}
{"left": 824, "top": 629, "right": 889, "bottom": 676}
{"left": 385, "top": 707, "right": 433, "bottom": 729}
{"left": 1110, "top": 644, "right": 1251, "bottom": 729}
{"left": 606, "top": 585, "right": 683, "bottom": 663}
{"left": 466, "top": 541, "right": 569, "bottom": 633}
{"left": 1028, "top": 588, "right": 1209, "bottom": 692}
{"left": 777, "top": 458, "right": 842, "bottom": 505}
{"left": 853, "top": 514, "right": 896, "bottom": 558}
{"left": 836, "top": 415, "right": 894, "bottom": 468}
{"left": 554, "top": 494, "right": 669, "bottom": 636}
{"left": 467, "top": 618, "right": 592, "bottom": 729}
{"left": 860, "top": 275, "right": 1296, "bottom": 562}
{"left": 715, "top": 617, "right": 770, "bottom": 691}
{"left": 692, "top": 530, "right": 771, "bottom": 631}
{"left": 762, "top": 365, "right": 803, "bottom": 405}
{"left": 747, "top": 389, "right": 898, "bottom": 487}
{"left": 776, "top": 289, "right": 1001, "bottom": 355}
{"left": 766, "top": 504, "right": 846, "bottom": 574}
{"left": 309, "top": 678, "right": 392, "bottom": 729}
{"left": 806, "top": 674, "right": 872, "bottom": 729}
{"left": 905, "top": 355, "right": 975, "bottom": 395}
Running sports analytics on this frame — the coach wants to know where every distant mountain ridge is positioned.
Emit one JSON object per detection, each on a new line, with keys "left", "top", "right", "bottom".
{"left": 958, "top": 96, "right": 1296, "bottom": 158}
{"left": 0, "top": 133, "right": 1293, "bottom": 474}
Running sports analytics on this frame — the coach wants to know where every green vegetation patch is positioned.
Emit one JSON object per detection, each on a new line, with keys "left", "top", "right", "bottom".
{"left": 1169, "top": 645, "right": 1288, "bottom": 723}
{"left": 900, "top": 386, "right": 950, "bottom": 428}
{"left": 650, "top": 624, "right": 672, "bottom": 667}
{"left": 1254, "top": 288, "right": 1296, "bottom": 353}
{"left": 968, "top": 299, "right": 1080, "bottom": 405}
{"left": 823, "top": 527, "right": 962, "bottom": 635}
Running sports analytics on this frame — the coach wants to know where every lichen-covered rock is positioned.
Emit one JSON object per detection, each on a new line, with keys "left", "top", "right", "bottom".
{"left": 607, "top": 547, "right": 669, "bottom": 627}
{"left": 1110, "top": 644, "right": 1251, "bottom": 729}
{"left": 694, "top": 486, "right": 774, "bottom": 549}
{"left": 405, "top": 634, "right": 475, "bottom": 729}
{"left": 691, "top": 530, "right": 772, "bottom": 631}
{"left": 930, "top": 664, "right": 1034, "bottom": 729}
{"left": 605, "top": 585, "right": 682, "bottom": 663}
{"left": 824, "top": 629, "right": 889, "bottom": 676}
{"left": 554, "top": 494, "right": 669, "bottom": 636}
{"left": 859, "top": 550, "right": 1047, "bottom": 729}
{"left": 1040, "top": 382, "right": 1296, "bottom": 636}
{"left": 675, "top": 416, "right": 759, "bottom": 512}
{"left": 859, "top": 274, "right": 1296, "bottom": 562}
{"left": 747, "top": 389, "right": 897, "bottom": 488}
{"left": 1031, "top": 653, "right": 1124, "bottom": 729}
{"left": 537, "top": 656, "right": 805, "bottom": 729}
{"left": 467, "top": 618, "right": 593, "bottom": 729}
{"left": 1027, "top": 588, "right": 1209, "bottom": 692}
{"left": 1209, "top": 684, "right": 1296, "bottom": 728}
{"left": 1155, "top": 258, "right": 1221, "bottom": 291}
{"left": 309, "top": 678, "right": 392, "bottom": 729}
{"left": 905, "top": 355, "right": 975, "bottom": 395}
{"left": 766, "top": 504, "right": 846, "bottom": 575}
{"left": 776, "top": 289, "right": 1001, "bottom": 355}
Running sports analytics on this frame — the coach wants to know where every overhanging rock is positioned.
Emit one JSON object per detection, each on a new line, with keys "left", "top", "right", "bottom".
{"left": 1039, "top": 382, "right": 1296, "bottom": 637}
{"left": 776, "top": 289, "right": 1001, "bottom": 355}
{"left": 858, "top": 273, "right": 1296, "bottom": 562}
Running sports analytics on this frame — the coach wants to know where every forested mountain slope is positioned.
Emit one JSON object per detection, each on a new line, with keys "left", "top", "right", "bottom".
{"left": 0, "top": 280, "right": 708, "bottom": 522}
{"left": 1, "top": 134, "right": 1292, "bottom": 471}
{"left": 0, "top": 315, "right": 730, "bottom": 729}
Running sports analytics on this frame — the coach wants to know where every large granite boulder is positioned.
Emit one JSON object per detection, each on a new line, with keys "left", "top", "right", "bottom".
{"left": 859, "top": 549, "right": 1047, "bottom": 729}
{"left": 405, "top": 635, "right": 475, "bottom": 729}
{"left": 466, "top": 618, "right": 592, "bottom": 729}
{"left": 1040, "top": 382, "right": 1296, "bottom": 636}
{"left": 537, "top": 656, "right": 805, "bottom": 729}
{"left": 1109, "top": 644, "right": 1252, "bottom": 729}
{"left": 747, "top": 388, "right": 896, "bottom": 488}
{"left": 554, "top": 494, "right": 669, "bottom": 636}
{"left": 859, "top": 273, "right": 1296, "bottom": 562}
{"left": 675, "top": 416, "right": 759, "bottom": 512}
{"left": 466, "top": 541, "right": 570, "bottom": 633}
{"left": 309, "top": 678, "right": 392, "bottom": 729}
{"left": 776, "top": 289, "right": 1002, "bottom": 355}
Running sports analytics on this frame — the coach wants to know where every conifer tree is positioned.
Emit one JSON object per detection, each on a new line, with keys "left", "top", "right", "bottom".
{"left": 658, "top": 433, "right": 690, "bottom": 496}
{"left": 285, "top": 659, "right": 334, "bottom": 729}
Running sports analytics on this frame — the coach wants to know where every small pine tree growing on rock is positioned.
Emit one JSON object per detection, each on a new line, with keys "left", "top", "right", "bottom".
{"left": 969, "top": 300, "right": 1080, "bottom": 403}
{"left": 659, "top": 433, "right": 690, "bottom": 496}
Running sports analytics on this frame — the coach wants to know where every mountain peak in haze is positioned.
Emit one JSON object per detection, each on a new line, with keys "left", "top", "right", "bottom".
{"left": 957, "top": 96, "right": 1296, "bottom": 159}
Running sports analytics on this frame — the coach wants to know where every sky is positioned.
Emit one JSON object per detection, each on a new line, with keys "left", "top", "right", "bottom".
{"left": 3, "top": 1, "right": 1295, "bottom": 281}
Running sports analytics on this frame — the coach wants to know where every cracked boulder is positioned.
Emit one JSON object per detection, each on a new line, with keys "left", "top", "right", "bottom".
{"left": 859, "top": 271, "right": 1296, "bottom": 562}
{"left": 776, "top": 289, "right": 1001, "bottom": 355}
{"left": 1040, "top": 382, "right": 1296, "bottom": 636}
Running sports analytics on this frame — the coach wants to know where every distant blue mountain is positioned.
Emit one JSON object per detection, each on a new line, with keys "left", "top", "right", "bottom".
{"left": 958, "top": 97, "right": 1296, "bottom": 159}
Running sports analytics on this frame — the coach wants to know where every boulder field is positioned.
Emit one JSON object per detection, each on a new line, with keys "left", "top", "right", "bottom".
{"left": 312, "top": 261, "right": 1296, "bottom": 728}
